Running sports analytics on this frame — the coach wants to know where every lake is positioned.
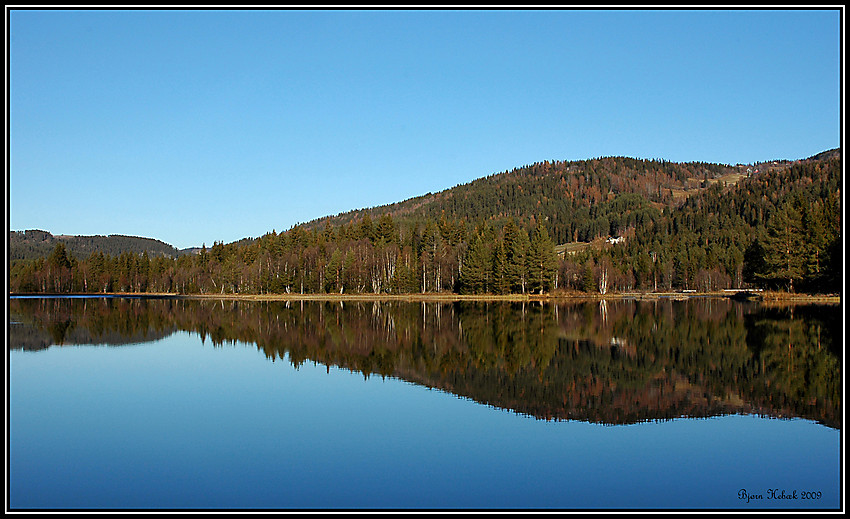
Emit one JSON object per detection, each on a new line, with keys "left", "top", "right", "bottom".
{"left": 7, "top": 295, "right": 842, "bottom": 510}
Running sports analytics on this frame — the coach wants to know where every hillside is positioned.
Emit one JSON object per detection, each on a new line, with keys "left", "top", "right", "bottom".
{"left": 302, "top": 156, "right": 751, "bottom": 244}
{"left": 8, "top": 149, "right": 841, "bottom": 296}
{"left": 304, "top": 150, "right": 842, "bottom": 243}
{"left": 9, "top": 229, "right": 186, "bottom": 262}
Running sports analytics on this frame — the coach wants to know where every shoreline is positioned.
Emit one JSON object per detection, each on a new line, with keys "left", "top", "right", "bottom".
{"left": 9, "top": 291, "right": 841, "bottom": 304}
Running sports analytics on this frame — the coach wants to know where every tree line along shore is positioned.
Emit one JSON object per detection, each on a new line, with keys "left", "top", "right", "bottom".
{"left": 9, "top": 155, "right": 840, "bottom": 299}
{"left": 9, "top": 290, "right": 840, "bottom": 305}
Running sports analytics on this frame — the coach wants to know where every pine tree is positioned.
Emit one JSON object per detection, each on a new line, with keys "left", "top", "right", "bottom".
{"left": 503, "top": 219, "right": 529, "bottom": 293}
{"left": 47, "top": 242, "right": 72, "bottom": 292}
{"left": 491, "top": 239, "right": 509, "bottom": 294}
{"left": 582, "top": 260, "right": 595, "bottom": 293}
{"left": 376, "top": 214, "right": 396, "bottom": 244}
{"left": 421, "top": 220, "right": 441, "bottom": 292}
{"left": 47, "top": 242, "right": 71, "bottom": 270}
{"left": 358, "top": 214, "right": 375, "bottom": 243}
{"left": 800, "top": 200, "right": 830, "bottom": 286}
{"left": 325, "top": 248, "right": 343, "bottom": 293}
{"left": 527, "top": 221, "right": 557, "bottom": 294}
{"left": 761, "top": 203, "right": 806, "bottom": 291}
{"left": 461, "top": 234, "right": 490, "bottom": 294}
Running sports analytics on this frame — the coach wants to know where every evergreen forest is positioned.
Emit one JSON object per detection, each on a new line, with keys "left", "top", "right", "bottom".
{"left": 8, "top": 150, "right": 842, "bottom": 296}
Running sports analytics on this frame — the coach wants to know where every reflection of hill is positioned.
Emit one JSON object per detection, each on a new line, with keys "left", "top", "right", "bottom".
{"left": 8, "top": 296, "right": 841, "bottom": 429}
{"left": 9, "top": 322, "right": 175, "bottom": 351}
{"left": 9, "top": 297, "right": 177, "bottom": 350}
{"left": 397, "top": 344, "right": 763, "bottom": 426}
{"left": 391, "top": 301, "right": 840, "bottom": 428}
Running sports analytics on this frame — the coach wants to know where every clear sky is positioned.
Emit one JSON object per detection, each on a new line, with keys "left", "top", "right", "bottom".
{"left": 7, "top": 8, "right": 842, "bottom": 250}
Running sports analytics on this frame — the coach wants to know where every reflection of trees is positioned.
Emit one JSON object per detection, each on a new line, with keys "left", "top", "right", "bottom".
{"left": 9, "top": 297, "right": 177, "bottom": 350}
{"left": 743, "top": 305, "right": 841, "bottom": 427}
{"left": 9, "top": 296, "right": 841, "bottom": 428}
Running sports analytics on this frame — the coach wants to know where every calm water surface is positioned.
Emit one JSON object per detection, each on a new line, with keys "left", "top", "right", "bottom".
{"left": 8, "top": 296, "right": 842, "bottom": 509}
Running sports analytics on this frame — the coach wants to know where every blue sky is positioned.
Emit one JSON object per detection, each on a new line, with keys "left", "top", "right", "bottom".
{"left": 8, "top": 8, "right": 842, "bottom": 250}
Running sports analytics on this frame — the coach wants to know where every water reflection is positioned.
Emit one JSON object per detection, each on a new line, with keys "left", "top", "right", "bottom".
{"left": 8, "top": 296, "right": 841, "bottom": 429}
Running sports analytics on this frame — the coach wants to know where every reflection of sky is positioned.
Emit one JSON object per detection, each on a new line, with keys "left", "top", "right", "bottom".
{"left": 9, "top": 332, "right": 840, "bottom": 510}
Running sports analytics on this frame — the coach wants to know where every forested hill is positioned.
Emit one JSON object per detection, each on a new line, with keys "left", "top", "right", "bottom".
{"left": 8, "top": 149, "right": 841, "bottom": 296}
{"left": 303, "top": 156, "right": 744, "bottom": 242}
{"left": 300, "top": 152, "right": 837, "bottom": 246}
{"left": 9, "top": 230, "right": 184, "bottom": 261}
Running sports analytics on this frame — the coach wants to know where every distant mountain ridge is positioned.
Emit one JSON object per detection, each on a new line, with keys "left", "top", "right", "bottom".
{"left": 8, "top": 229, "right": 191, "bottom": 262}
